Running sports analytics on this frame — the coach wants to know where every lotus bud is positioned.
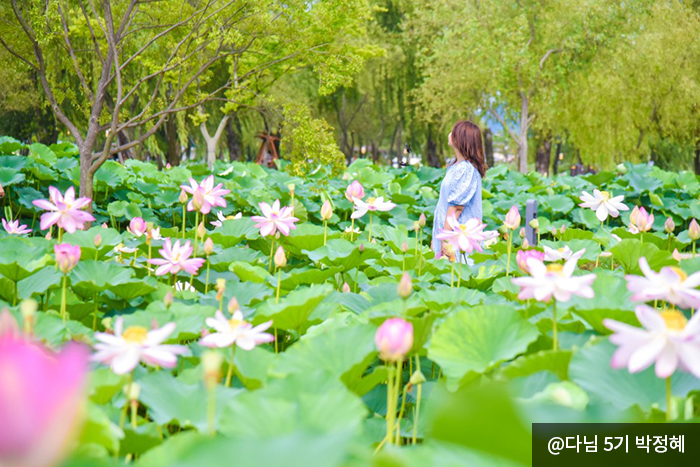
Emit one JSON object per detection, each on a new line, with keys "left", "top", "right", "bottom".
{"left": 418, "top": 214, "right": 426, "bottom": 227}
{"left": 551, "top": 227, "right": 558, "bottom": 237}
{"left": 529, "top": 218, "right": 539, "bottom": 230}
{"left": 94, "top": 233, "right": 102, "bottom": 248}
{"left": 635, "top": 207, "right": 654, "bottom": 232}
{"left": 664, "top": 217, "right": 675, "bottom": 234}
{"left": 288, "top": 183, "right": 295, "bottom": 195}
{"left": 345, "top": 180, "right": 365, "bottom": 202}
{"left": 401, "top": 242, "right": 409, "bottom": 253}
{"left": 102, "top": 223, "right": 109, "bottom": 228}
{"left": 672, "top": 249, "right": 682, "bottom": 261}
{"left": 359, "top": 244, "right": 365, "bottom": 252}
{"left": 409, "top": 369, "right": 426, "bottom": 386}
{"left": 128, "top": 217, "right": 147, "bottom": 237}
{"left": 504, "top": 206, "right": 521, "bottom": 230}
{"left": 342, "top": 282, "right": 351, "bottom": 293}
{"left": 179, "top": 189, "right": 188, "bottom": 204}
{"left": 413, "top": 221, "right": 420, "bottom": 232}
{"left": 202, "top": 351, "right": 223, "bottom": 390}
{"left": 125, "top": 381, "right": 141, "bottom": 402}
{"left": 274, "top": 246, "right": 287, "bottom": 268}
{"left": 689, "top": 219, "right": 700, "bottom": 241}
{"left": 321, "top": 200, "right": 333, "bottom": 221}
{"left": 629, "top": 206, "right": 640, "bottom": 226}
{"left": 522, "top": 238, "right": 530, "bottom": 249}
{"left": 227, "top": 297, "right": 240, "bottom": 313}
{"left": 375, "top": 318, "right": 413, "bottom": 362}
{"left": 215, "top": 279, "right": 226, "bottom": 300}
{"left": 166, "top": 163, "right": 172, "bottom": 170}
{"left": 164, "top": 290, "right": 173, "bottom": 309}
{"left": 204, "top": 238, "right": 214, "bottom": 256}
{"left": 397, "top": 272, "right": 412, "bottom": 299}
{"left": 197, "top": 222, "right": 206, "bottom": 239}
{"left": 519, "top": 227, "right": 526, "bottom": 238}
{"left": 560, "top": 224, "right": 566, "bottom": 234}
{"left": 54, "top": 243, "right": 81, "bottom": 274}
{"left": 20, "top": 299, "right": 37, "bottom": 335}
{"left": 45, "top": 231, "right": 52, "bottom": 240}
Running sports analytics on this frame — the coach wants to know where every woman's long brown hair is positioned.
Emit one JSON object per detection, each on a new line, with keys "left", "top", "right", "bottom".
{"left": 450, "top": 120, "right": 488, "bottom": 177}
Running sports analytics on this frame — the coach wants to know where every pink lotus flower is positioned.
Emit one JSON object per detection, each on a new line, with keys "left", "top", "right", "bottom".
{"left": 503, "top": 206, "right": 521, "bottom": 230}
{"left": 148, "top": 238, "right": 205, "bottom": 276}
{"left": 351, "top": 196, "right": 396, "bottom": 219}
{"left": 631, "top": 206, "right": 654, "bottom": 233}
{"left": 375, "top": 318, "right": 413, "bottom": 362}
{"left": 54, "top": 244, "right": 80, "bottom": 274}
{"left": 92, "top": 317, "right": 187, "bottom": 374}
{"left": 2, "top": 218, "right": 31, "bottom": 235}
{"left": 543, "top": 245, "right": 586, "bottom": 262}
{"left": 626, "top": 257, "right": 700, "bottom": 309}
{"left": 180, "top": 175, "right": 230, "bottom": 214}
{"left": 321, "top": 200, "right": 333, "bottom": 221}
{"left": 579, "top": 189, "right": 629, "bottom": 222}
{"left": 127, "top": 217, "right": 147, "bottom": 237}
{"left": 664, "top": 217, "right": 675, "bottom": 234}
{"left": 345, "top": 180, "right": 365, "bottom": 202}
{"left": 251, "top": 200, "right": 299, "bottom": 236}
{"left": 517, "top": 249, "right": 545, "bottom": 274}
{"left": 435, "top": 216, "right": 498, "bottom": 254}
{"left": 0, "top": 329, "right": 88, "bottom": 467}
{"left": 511, "top": 256, "right": 596, "bottom": 302}
{"left": 32, "top": 186, "right": 95, "bottom": 233}
{"left": 604, "top": 305, "right": 700, "bottom": 378}
{"left": 199, "top": 310, "right": 274, "bottom": 350}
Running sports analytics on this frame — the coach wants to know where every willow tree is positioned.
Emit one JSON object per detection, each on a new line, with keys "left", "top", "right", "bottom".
{"left": 0, "top": 0, "right": 374, "bottom": 201}
{"left": 407, "top": 0, "right": 654, "bottom": 173}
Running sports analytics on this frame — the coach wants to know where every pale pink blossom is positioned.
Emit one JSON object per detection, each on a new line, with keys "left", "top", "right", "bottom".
{"left": 148, "top": 238, "right": 205, "bottom": 276}
{"left": 92, "top": 317, "right": 187, "bottom": 374}
{"left": 127, "top": 217, "right": 147, "bottom": 237}
{"left": 604, "top": 305, "right": 700, "bottom": 378}
{"left": 321, "top": 200, "right": 333, "bottom": 221}
{"left": 351, "top": 196, "right": 396, "bottom": 219}
{"left": 180, "top": 175, "right": 230, "bottom": 214}
{"left": 435, "top": 216, "right": 498, "bottom": 254}
{"left": 0, "top": 332, "right": 88, "bottom": 467}
{"left": 32, "top": 186, "right": 95, "bottom": 233}
{"left": 511, "top": 256, "right": 596, "bottom": 302}
{"left": 517, "top": 249, "right": 545, "bottom": 274}
{"left": 199, "top": 310, "right": 274, "bottom": 350}
{"left": 54, "top": 244, "right": 80, "bottom": 274}
{"left": 2, "top": 218, "right": 31, "bottom": 235}
{"left": 631, "top": 207, "right": 654, "bottom": 233}
{"left": 251, "top": 200, "right": 299, "bottom": 236}
{"left": 210, "top": 211, "right": 243, "bottom": 228}
{"left": 626, "top": 257, "right": 700, "bottom": 309}
{"left": 543, "top": 245, "right": 586, "bottom": 262}
{"left": 345, "top": 180, "right": 365, "bottom": 202}
{"left": 579, "top": 189, "right": 629, "bottom": 222}
{"left": 375, "top": 318, "right": 413, "bottom": 362}
{"left": 689, "top": 219, "right": 700, "bottom": 241}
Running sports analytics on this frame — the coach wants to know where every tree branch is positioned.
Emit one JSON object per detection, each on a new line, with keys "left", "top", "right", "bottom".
{"left": 57, "top": 4, "right": 93, "bottom": 100}
{"left": 489, "top": 108, "right": 519, "bottom": 143}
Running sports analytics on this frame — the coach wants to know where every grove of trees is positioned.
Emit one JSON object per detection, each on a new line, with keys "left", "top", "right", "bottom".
{"left": 1, "top": 0, "right": 699, "bottom": 184}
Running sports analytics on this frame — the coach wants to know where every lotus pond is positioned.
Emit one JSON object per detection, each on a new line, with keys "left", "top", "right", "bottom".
{"left": 1, "top": 139, "right": 700, "bottom": 467}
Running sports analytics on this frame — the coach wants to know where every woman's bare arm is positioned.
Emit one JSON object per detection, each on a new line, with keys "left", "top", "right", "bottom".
{"left": 443, "top": 205, "right": 465, "bottom": 230}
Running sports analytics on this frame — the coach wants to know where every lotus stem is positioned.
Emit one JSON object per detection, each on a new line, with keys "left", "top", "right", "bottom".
{"left": 207, "top": 383, "right": 216, "bottom": 436}
{"left": 275, "top": 269, "right": 282, "bottom": 304}
{"left": 395, "top": 376, "right": 408, "bottom": 442}
{"left": 93, "top": 292, "right": 99, "bottom": 331}
{"left": 204, "top": 258, "right": 211, "bottom": 294}
{"left": 666, "top": 377, "right": 672, "bottom": 422}
{"left": 354, "top": 267, "right": 359, "bottom": 293}
{"left": 274, "top": 327, "right": 278, "bottom": 353}
{"left": 323, "top": 220, "right": 327, "bottom": 246}
{"left": 412, "top": 355, "right": 422, "bottom": 445}
{"left": 147, "top": 243, "right": 152, "bottom": 276}
{"left": 268, "top": 237, "right": 275, "bottom": 272}
{"left": 369, "top": 213, "right": 373, "bottom": 243}
{"left": 350, "top": 218, "right": 355, "bottom": 242}
{"left": 130, "top": 398, "right": 138, "bottom": 429}
{"left": 60, "top": 274, "right": 67, "bottom": 324}
{"left": 225, "top": 346, "right": 236, "bottom": 387}
{"left": 181, "top": 205, "right": 186, "bottom": 238}
{"left": 385, "top": 361, "right": 398, "bottom": 446}
{"left": 506, "top": 230, "right": 512, "bottom": 277}
{"left": 58, "top": 227, "right": 63, "bottom": 243}
{"left": 457, "top": 256, "right": 462, "bottom": 288}
{"left": 552, "top": 300, "right": 558, "bottom": 351}
{"left": 450, "top": 259, "right": 455, "bottom": 289}
{"left": 193, "top": 212, "right": 200, "bottom": 256}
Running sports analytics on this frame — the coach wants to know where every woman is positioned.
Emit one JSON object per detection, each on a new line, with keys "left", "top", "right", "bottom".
{"left": 431, "top": 120, "right": 488, "bottom": 263}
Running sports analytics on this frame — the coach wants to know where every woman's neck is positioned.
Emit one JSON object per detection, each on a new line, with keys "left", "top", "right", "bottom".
{"left": 453, "top": 148, "right": 465, "bottom": 162}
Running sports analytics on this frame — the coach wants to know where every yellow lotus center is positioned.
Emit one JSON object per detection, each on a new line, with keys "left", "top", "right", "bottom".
{"left": 123, "top": 326, "right": 149, "bottom": 344}
{"left": 660, "top": 310, "right": 687, "bottom": 331}
{"left": 670, "top": 267, "right": 687, "bottom": 282}
{"left": 228, "top": 318, "right": 244, "bottom": 331}
{"left": 367, "top": 197, "right": 376, "bottom": 204}
{"left": 599, "top": 191, "right": 610, "bottom": 200}
{"left": 558, "top": 248, "right": 565, "bottom": 253}
{"left": 546, "top": 264, "right": 565, "bottom": 276}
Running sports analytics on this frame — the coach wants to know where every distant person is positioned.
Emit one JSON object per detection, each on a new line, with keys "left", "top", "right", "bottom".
{"left": 431, "top": 120, "right": 487, "bottom": 263}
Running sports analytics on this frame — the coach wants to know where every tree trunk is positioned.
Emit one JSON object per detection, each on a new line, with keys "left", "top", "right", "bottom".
{"left": 165, "top": 117, "right": 180, "bottom": 167}
{"left": 201, "top": 115, "right": 230, "bottom": 169}
{"left": 552, "top": 142, "right": 562, "bottom": 176}
{"left": 396, "top": 125, "right": 403, "bottom": 165}
{"left": 695, "top": 139, "right": 700, "bottom": 175}
{"left": 483, "top": 127, "right": 494, "bottom": 168}
{"left": 226, "top": 112, "right": 243, "bottom": 161}
{"left": 535, "top": 137, "right": 552, "bottom": 175}
{"left": 427, "top": 124, "right": 440, "bottom": 168}
{"left": 518, "top": 96, "right": 529, "bottom": 173}
{"left": 79, "top": 147, "right": 95, "bottom": 205}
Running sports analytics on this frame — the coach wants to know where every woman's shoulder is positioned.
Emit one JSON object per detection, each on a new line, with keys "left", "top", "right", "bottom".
{"left": 449, "top": 159, "right": 478, "bottom": 178}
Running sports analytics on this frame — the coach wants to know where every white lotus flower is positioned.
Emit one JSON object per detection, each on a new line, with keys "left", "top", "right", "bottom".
{"left": 579, "top": 189, "right": 629, "bottom": 222}
{"left": 210, "top": 210, "right": 243, "bottom": 228}
{"left": 604, "top": 305, "right": 700, "bottom": 378}
{"left": 175, "top": 281, "right": 196, "bottom": 292}
{"left": 511, "top": 256, "right": 596, "bottom": 303}
{"left": 543, "top": 245, "right": 586, "bottom": 262}
{"left": 92, "top": 317, "right": 187, "bottom": 374}
{"left": 351, "top": 196, "right": 396, "bottom": 219}
{"left": 199, "top": 310, "right": 274, "bottom": 350}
